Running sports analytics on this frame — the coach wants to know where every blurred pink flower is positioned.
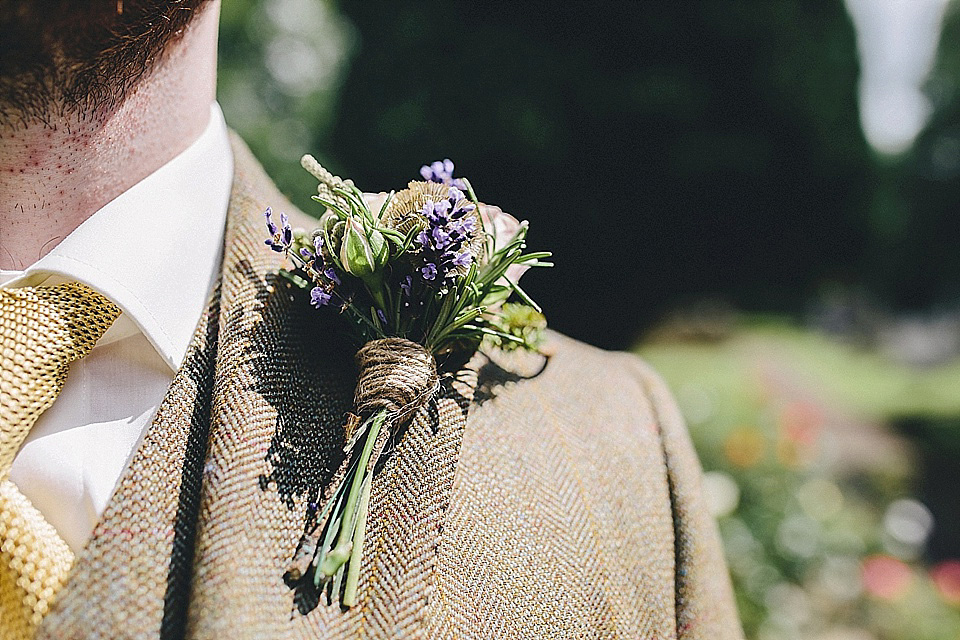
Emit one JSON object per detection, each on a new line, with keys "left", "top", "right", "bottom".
{"left": 931, "top": 559, "right": 960, "bottom": 605}
{"left": 779, "top": 401, "right": 823, "bottom": 447}
{"left": 861, "top": 554, "right": 912, "bottom": 601}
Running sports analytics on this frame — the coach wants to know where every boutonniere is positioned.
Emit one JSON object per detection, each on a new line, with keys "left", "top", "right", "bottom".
{"left": 263, "top": 156, "right": 551, "bottom": 607}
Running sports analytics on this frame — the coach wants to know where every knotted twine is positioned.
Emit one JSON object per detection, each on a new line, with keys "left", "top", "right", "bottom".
{"left": 349, "top": 337, "right": 440, "bottom": 442}
{"left": 286, "top": 337, "right": 440, "bottom": 582}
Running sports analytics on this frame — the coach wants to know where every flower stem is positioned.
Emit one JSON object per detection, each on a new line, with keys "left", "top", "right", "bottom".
{"left": 364, "top": 276, "right": 388, "bottom": 318}
{"left": 317, "top": 408, "right": 388, "bottom": 582}
{"left": 342, "top": 472, "right": 373, "bottom": 607}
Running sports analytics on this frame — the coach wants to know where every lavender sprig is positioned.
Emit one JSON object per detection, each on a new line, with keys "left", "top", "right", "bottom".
{"left": 419, "top": 158, "right": 466, "bottom": 190}
{"left": 264, "top": 207, "right": 292, "bottom": 252}
{"left": 414, "top": 188, "right": 476, "bottom": 285}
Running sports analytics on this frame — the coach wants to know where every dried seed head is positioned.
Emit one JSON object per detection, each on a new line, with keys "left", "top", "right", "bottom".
{"left": 381, "top": 181, "right": 486, "bottom": 262}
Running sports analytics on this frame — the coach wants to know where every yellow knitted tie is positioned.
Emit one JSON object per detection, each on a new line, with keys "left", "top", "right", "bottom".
{"left": 0, "top": 282, "right": 120, "bottom": 639}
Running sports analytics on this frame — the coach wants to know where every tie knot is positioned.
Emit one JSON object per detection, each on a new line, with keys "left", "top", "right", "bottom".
{"left": 0, "top": 282, "right": 120, "bottom": 473}
{"left": 1, "top": 282, "right": 120, "bottom": 363}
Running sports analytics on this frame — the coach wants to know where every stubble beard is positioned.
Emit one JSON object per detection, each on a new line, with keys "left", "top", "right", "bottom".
{"left": 0, "top": 0, "right": 211, "bottom": 129}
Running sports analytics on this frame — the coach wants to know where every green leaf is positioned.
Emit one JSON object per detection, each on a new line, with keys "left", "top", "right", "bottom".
{"left": 377, "top": 190, "right": 395, "bottom": 221}
{"left": 462, "top": 324, "right": 526, "bottom": 344}
{"left": 505, "top": 277, "right": 541, "bottom": 313}
{"left": 516, "top": 251, "right": 553, "bottom": 263}
{"left": 311, "top": 195, "right": 350, "bottom": 220}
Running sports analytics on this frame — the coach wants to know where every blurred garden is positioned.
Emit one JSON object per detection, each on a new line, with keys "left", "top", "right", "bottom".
{"left": 217, "top": 1, "right": 960, "bottom": 637}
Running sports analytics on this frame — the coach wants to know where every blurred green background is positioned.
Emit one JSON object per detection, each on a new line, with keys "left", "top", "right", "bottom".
{"left": 217, "top": 1, "right": 960, "bottom": 637}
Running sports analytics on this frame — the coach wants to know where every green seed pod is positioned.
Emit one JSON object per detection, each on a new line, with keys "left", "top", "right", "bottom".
{"left": 340, "top": 217, "right": 388, "bottom": 278}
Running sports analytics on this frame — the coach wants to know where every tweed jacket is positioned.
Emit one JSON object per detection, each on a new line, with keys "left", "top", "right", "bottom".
{"left": 37, "top": 135, "right": 743, "bottom": 639}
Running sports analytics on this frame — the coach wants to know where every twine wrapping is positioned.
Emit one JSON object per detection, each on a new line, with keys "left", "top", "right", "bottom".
{"left": 349, "top": 337, "right": 439, "bottom": 442}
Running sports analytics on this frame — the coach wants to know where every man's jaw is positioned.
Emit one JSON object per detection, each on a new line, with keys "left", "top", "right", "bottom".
{"left": 0, "top": 1, "right": 221, "bottom": 271}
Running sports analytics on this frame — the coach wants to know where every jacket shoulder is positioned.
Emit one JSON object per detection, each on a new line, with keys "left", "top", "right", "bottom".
{"left": 441, "top": 333, "right": 685, "bottom": 633}
{"left": 228, "top": 130, "right": 317, "bottom": 231}
{"left": 515, "top": 332, "right": 744, "bottom": 638}
{"left": 543, "top": 330, "right": 669, "bottom": 396}
{"left": 489, "top": 330, "right": 670, "bottom": 436}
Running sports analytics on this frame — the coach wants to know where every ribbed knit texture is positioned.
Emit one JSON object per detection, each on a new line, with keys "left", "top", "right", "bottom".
{"left": 0, "top": 283, "right": 120, "bottom": 638}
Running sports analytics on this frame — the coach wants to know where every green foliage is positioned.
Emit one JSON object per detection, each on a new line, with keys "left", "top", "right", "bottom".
{"left": 284, "top": 159, "right": 551, "bottom": 354}
{"left": 218, "top": 0, "right": 356, "bottom": 217}
{"left": 642, "top": 323, "right": 960, "bottom": 420}
{"left": 484, "top": 302, "right": 547, "bottom": 352}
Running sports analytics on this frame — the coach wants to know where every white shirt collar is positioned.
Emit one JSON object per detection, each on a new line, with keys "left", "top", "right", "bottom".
{"left": 0, "top": 102, "right": 233, "bottom": 372}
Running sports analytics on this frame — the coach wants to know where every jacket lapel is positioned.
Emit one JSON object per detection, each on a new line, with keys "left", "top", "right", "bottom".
{"left": 37, "top": 264, "right": 221, "bottom": 639}
{"left": 183, "top": 137, "right": 479, "bottom": 639}
{"left": 178, "top": 134, "right": 357, "bottom": 638}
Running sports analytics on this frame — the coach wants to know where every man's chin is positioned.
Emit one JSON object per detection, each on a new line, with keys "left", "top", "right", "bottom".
{"left": 0, "top": 0, "right": 212, "bottom": 126}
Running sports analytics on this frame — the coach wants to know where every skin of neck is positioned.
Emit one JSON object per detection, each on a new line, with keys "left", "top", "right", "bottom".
{"left": 0, "top": 1, "right": 221, "bottom": 270}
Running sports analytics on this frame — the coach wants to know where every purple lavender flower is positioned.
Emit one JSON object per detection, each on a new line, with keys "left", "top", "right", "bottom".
{"left": 431, "top": 226, "right": 451, "bottom": 250}
{"left": 448, "top": 216, "right": 476, "bottom": 236}
{"left": 419, "top": 158, "right": 466, "bottom": 189}
{"left": 400, "top": 275, "right": 413, "bottom": 297}
{"left": 423, "top": 198, "right": 451, "bottom": 225}
{"left": 446, "top": 191, "right": 475, "bottom": 219}
{"left": 323, "top": 266, "right": 341, "bottom": 285}
{"left": 376, "top": 309, "right": 387, "bottom": 325}
{"left": 264, "top": 207, "right": 293, "bottom": 253}
{"left": 420, "top": 159, "right": 453, "bottom": 182}
{"left": 451, "top": 251, "right": 472, "bottom": 267}
{"left": 310, "top": 287, "right": 332, "bottom": 308}
{"left": 414, "top": 195, "right": 478, "bottom": 284}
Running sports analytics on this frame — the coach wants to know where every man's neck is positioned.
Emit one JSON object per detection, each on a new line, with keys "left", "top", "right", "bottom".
{"left": 0, "top": 4, "right": 220, "bottom": 271}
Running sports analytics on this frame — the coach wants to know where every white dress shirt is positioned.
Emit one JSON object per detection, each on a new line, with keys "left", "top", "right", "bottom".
{"left": 0, "top": 103, "right": 233, "bottom": 553}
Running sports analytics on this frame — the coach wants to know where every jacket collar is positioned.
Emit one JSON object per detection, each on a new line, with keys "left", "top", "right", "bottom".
{"left": 38, "top": 132, "right": 271, "bottom": 638}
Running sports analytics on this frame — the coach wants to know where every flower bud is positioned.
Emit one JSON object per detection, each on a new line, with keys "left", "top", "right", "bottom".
{"left": 339, "top": 217, "right": 388, "bottom": 278}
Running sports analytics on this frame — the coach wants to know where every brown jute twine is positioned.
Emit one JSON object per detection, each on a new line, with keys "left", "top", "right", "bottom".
{"left": 349, "top": 337, "right": 439, "bottom": 442}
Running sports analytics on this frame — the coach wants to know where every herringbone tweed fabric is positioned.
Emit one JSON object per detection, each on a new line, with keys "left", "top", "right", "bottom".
{"left": 37, "top": 134, "right": 742, "bottom": 639}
